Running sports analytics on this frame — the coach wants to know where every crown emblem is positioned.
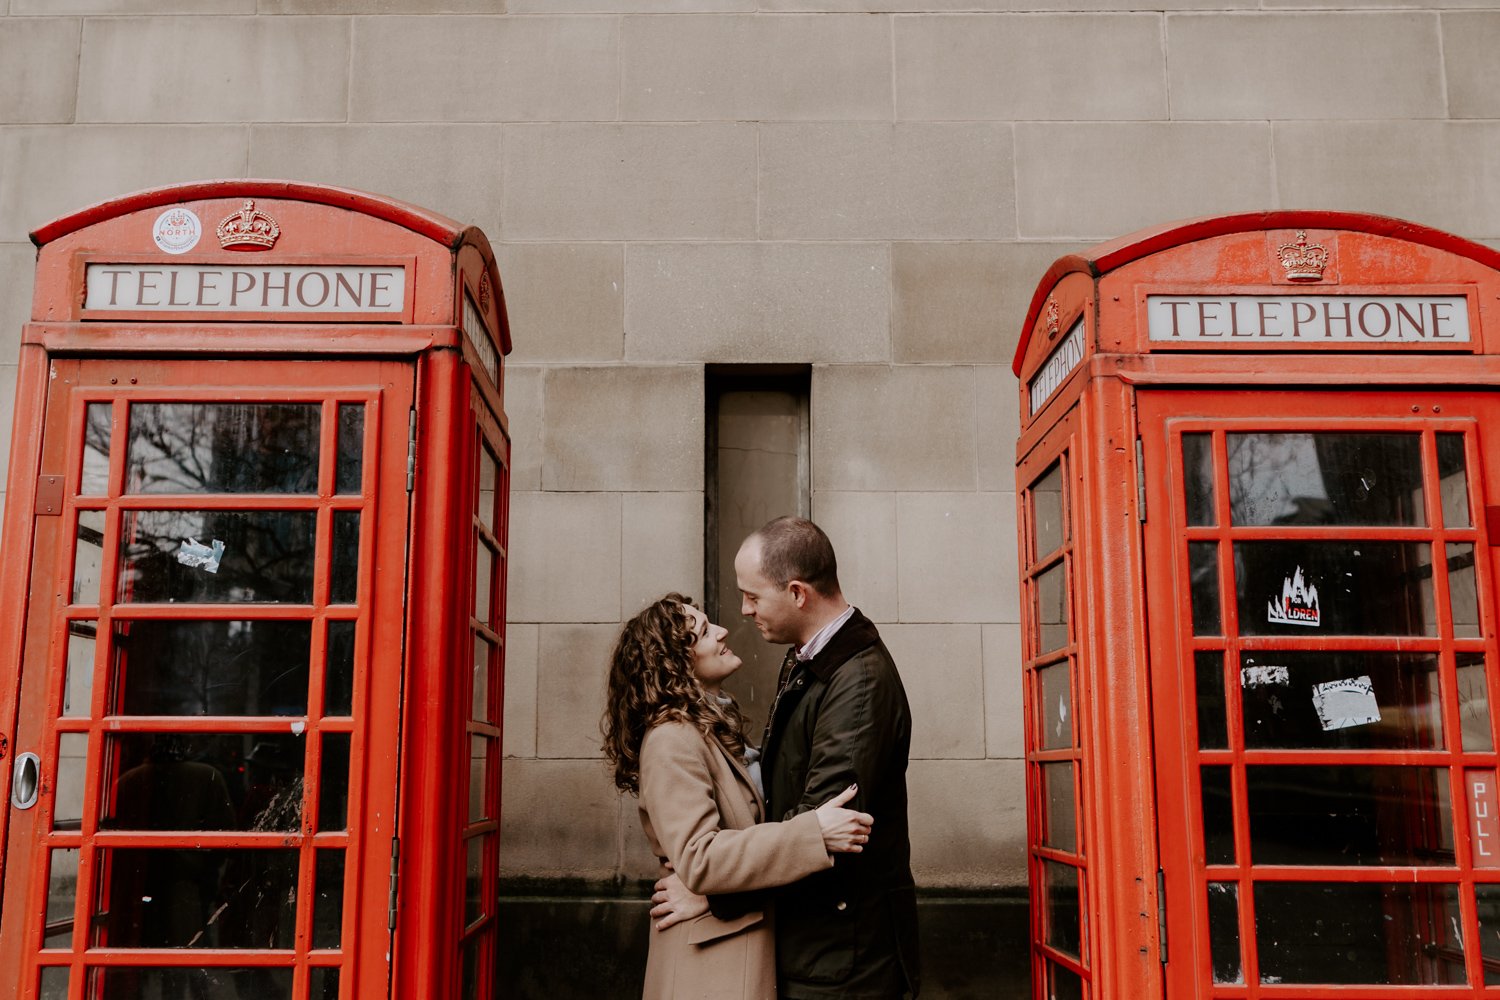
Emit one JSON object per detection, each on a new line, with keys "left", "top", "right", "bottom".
{"left": 1045, "top": 298, "right": 1060, "bottom": 339}
{"left": 479, "top": 271, "right": 492, "bottom": 317}
{"left": 1276, "top": 230, "right": 1329, "bottom": 282}
{"left": 217, "top": 199, "right": 280, "bottom": 250}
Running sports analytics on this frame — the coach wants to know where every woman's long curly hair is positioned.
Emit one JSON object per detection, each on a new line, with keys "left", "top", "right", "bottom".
{"left": 602, "top": 593, "right": 748, "bottom": 795}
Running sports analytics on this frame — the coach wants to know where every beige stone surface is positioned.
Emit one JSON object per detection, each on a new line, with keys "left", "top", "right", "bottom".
{"left": 810, "top": 491, "right": 898, "bottom": 624}
{"left": 13, "top": 0, "right": 251, "bottom": 10}
{"left": 0, "top": 365, "right": 16, "bottom": 483}
{"left": 502, "top": 124, "right": 757, "bottom": 241}
{"left": 499, "top": 758, "right": 621, "bottom": 879}
{"left": 502, "top": 365, "right": 544, "bottom": 492}
{"left": 497, "top": 243, "right": 624, "bottom": 364}
{"left": 623, "top": 243, "right": 890, "bottom": 363}
{"left": 896, "top": 491, "right": 1016, "bottom": 624}
{"left": 1275, "top": 121, "right": 1500, "bottom": 240}
{"left": 896, "top": 14, "right": 1165, "bottom": 121}
{"left": 249, "top": 124, "right": 503, "bottom": 235}
{"left": 976, "top": 365, "right": 1024, "bottom": 494}
{"left": 1267, "top": 0, "right": 1498, "bottom": 9}
{"left": 0, "top": 19, "right": 80, "bottom": 125}
{"left": 621, "top": 492, "right": 704, "bottom": 615}
{"left": 621, "top": 15, "right": 890, "bottom": 122}
{"left": 502, "top": 622, "right": 539, "bottom": 758}
{"left": 618, "top": 798, "right": 666, "bottom": 881}
{"left": 514, "top": 0, "right": 750, "bottom": 9}
{"left": 0, "top": 126, "right": 248, "bottom": 243}
{"left": 1443, "top": 13, "right": 1500, "bottom": 120}
{"left": 907, "top": 758, "right": 1026, "bottom": 887}
{"left": 760, "top": 124, "right": 1014, "bottom": 240}
{"left": 982, "top": 623, "right": 1023, "bottom": 758}
{"left": 1014, "top": 123, "right": 1273, "bottom": 240}
{"left": 1168, "top": 13, "right": 1443, "bottom": 121}
{"left": 352, "top": 16, "right": 618, "bottom": 123}
{"left": 536, "top": 623, "right": 616, "bottom": 758}
{"left": 542, "top": 366, "right": 702, "bottom": 491}
{"left": 267, "top": 0, "right": 501, "bottom": 11}
{"left": 77, "top": 17, "right": 349, "bottom": 123}
{"left": 882, "top": 623, "right": 984, "bottom": 760}
{"left": 0, "top": 244, "right": 33, "bottom": 359}
{"left": 812, "top": 365, "right": 975, "bottom": 492}
{"left": 768, "top": 0, "right": 1249, "bottom": 8}
{"left": 507, "top": 491, "right": 622, "bottom": 623}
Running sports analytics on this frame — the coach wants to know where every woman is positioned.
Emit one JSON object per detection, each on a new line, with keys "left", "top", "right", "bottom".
{"left": 603, "top": 593, "right": 873, "bottom": 1000}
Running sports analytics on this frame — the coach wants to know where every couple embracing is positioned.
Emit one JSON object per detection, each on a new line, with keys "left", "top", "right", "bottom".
{"left": 602, "top": 516, "right": 921, "bottom": 1000}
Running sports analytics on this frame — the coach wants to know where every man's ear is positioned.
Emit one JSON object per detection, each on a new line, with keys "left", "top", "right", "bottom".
{"left": 788, "top": 580, "right": 810, "bottom": 608}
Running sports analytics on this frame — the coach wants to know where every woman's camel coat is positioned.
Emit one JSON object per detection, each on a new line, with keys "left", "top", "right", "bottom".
{"left": 637, "top": 720, "right": 832, "bottom": 1000}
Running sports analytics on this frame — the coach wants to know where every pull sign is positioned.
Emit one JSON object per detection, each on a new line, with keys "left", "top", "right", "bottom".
{"left": 1469, "top": 771, "right": 1500, "bottom": 867}
{"left": 11, "top": 752, "right": 40, "bottom": 810}
{"left": 35, "top": 475, "right": 64, "bottom": 516}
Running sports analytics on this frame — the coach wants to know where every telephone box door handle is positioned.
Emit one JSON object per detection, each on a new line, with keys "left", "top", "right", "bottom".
{"left": 11, "top": 752, "right": 40, "bottom": 810}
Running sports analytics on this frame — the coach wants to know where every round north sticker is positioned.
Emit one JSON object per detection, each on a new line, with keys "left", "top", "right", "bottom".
{"left": 152, "top": 207, "right": 201, "bottom": 254}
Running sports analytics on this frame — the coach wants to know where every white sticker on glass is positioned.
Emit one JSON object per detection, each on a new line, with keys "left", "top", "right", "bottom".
{"left": 176, "top": 537, "right": 225, "bottom": 574}
{"left": 1311, "top": 675, "right": 1381, "bottom": 732}
{"left": 1241, "top": 665, "right": 1290, "bottom": 688}
{"left": 1267, "top": 565, "right": 1320, "bottom": 627}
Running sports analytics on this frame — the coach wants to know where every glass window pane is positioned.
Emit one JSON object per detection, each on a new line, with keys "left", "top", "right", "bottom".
{"left": 93, "top": 849, "right": 298, "bottom": 949}
{"left": 1047, "top": 962, "right": 1082, "bottom": 1000}
{"left": 54, "top": 733, "right": 87, "bottom": 832}
{"left": 1043, "top": 861, "right": 1081, "bottom": 959}
{"left": 1246, "top": 766, "right": 1451, "bottom": 866}
{"left": 101, "top": 732, "right": 305, "bottom": 832}
{"left": 472, "top": 637, "right": 492, "bottom": 724}
{"left": 81, "top": 402, "right": 112, "bottom": 496}
{"left": 39, "top": 967, "right": 68, "bottom": 1000}
{"left": 1448, "top": 543, "right": 1480, "bottom": 639}
{"left": 1032, "top": 462, "right": 1065, "bottom": 559}
{"left": 63, "top": 622, "right": 95, "bottom": 718}
{"left": 1182, "top": 433, "right": 1215, "bottom": 527}
{"left": 1201, "top": 765, "right": 1233, "bottom": 865}
{"left": 1196, "top": 651, "right": 1227, "bottom": 749}
{"left": 1437, "top": 433, "right": 1471, "bottom": 528}
{"left": 309, "top": 967, "right": 340, "bottom": 1000}
{"left": 72, "top": 508, "right": 104, "bottom": 605}
{"left": 110, "top": 620, "right": 312, "bottom": 716}
{"left": 1458, "top": 652, "right": 1493, "bottom": 752}
{"left": 324, "top": 621, "right": 355, "bottom": 718}
{"left": 1477, "top": 884, "right": 1500, "bottom": 985}
{"left": 1226, "top": 433, "right": 1424, "bottom": 527}
{"left": 1038, "top": 661, "right": 1072, "bottom": 751}
{"left": 465, "top": 836, "right": 485, "bottom": 926}
{"left": 335, "top": 403, "right": 364, "bottom": 496}
{"left": 470, "top": 735, "right": 489, "bottom": 824}
{"left": 91, "top": 968, "right": 292, "bottom": 997}
{"left": 313, "top": 849, "right": 344, "bottom": 950}
{"left": 118, "top": 510, "right": 316, "bottom": 604}
{"left": 479, "top": 446, "right": 502, "bottom": 537}
{"left": 473, "top": 540, "right": 493, "bottom": 625}
{"left": 45, "top": 848, "right": 78, "bottom": 948}
{"left": 1239, "top": 652, "right": 1441, "bottom": 750}
{"left": 1254, "top": 882, "right": 1462, "bottom": 984}
{"left": 1042, "top": 762, "right": 1076, "bottom": 853}
{"left": 1035, "top": 562, "right": 1068, "bottom": 654}
{"left": 1235, "top": 542, "right": 1436, "bottom": 636}
{"left": 330, "top": 512, "right": 360, "bottom": 606}
{"left": 319, "top": 733, "right": 351, "bottom": 833}
{"left": 1189, "top": 543, "right": 1220, "bottom": 636}
{"left": 462, "top": 939, "right": 481, "bottom": 1000}
{"left": 1207, "top": 882, "right": 1241, "bottom": 985}
{"left": 126, "top": 403, "right": 319, "bottom": 494}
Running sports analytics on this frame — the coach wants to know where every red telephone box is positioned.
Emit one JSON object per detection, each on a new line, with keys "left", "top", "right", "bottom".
{"left": 0, "top": 180, "right": 512, "bottom": 1000}
{"left": 1014, "top": 212, "right": 1500, "bottom": 998}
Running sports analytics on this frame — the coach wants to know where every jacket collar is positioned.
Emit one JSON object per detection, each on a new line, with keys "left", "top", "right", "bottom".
{"left": 800, "top": 608, "right": 880, "bottom": 682}
{"left": 710, "top": 734, "right": 765, "bottom": 821}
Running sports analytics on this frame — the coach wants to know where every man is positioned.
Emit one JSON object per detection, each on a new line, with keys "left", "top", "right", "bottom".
{"left": 656, "top": 516, "right": 920, "bottom": 999}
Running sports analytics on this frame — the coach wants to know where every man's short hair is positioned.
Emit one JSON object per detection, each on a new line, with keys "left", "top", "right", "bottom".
{"left": 753, "top": 516, "right": 841, "bottom": 596}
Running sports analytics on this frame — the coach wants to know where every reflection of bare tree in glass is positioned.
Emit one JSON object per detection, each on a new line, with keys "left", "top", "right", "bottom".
{"left": 126, "top": 403, "right": 319, "bottom": 495}
{"left": 116, "top": 621, "right": 311, "bottom": 717}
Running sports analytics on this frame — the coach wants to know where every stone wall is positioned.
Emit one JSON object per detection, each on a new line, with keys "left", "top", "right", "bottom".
{"left": 3, "top": 2, "right": 1499, "bottom": 902}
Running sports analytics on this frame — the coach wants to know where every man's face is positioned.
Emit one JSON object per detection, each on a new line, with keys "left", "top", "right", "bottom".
{"left": 735, "top": 536, "right": 803, "bottom": 646}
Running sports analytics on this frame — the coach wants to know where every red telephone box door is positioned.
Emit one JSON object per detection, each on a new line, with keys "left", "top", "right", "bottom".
{"left": 1141, "top": 388, "right": 1500, "bottom": 995}
{"left": 1, "top": 357, "right": 413, "bottom": 1000}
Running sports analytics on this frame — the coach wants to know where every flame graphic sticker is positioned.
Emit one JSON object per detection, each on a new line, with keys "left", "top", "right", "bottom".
{"left": 1267, "top": 565, "right": 1320, "bottom": 627}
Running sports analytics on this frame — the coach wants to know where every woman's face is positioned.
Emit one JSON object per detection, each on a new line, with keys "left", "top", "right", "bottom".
{"left": 680, "top": 604, "right": 742, "bottom": 694}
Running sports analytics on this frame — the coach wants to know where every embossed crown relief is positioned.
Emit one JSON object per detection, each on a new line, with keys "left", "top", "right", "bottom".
{"left": 217, "top": 199, "right": 280, "bottom": 250}
{"left": 1045, "top": 297, "right": 1061, "bottom": 339}
{"left": 1276, "top": 230, "right": 1330, "bottom": 283}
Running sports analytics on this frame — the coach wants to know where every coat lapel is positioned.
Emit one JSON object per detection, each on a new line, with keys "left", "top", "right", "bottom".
{"left": 710, "top": 736, "right": 765, "bottom": 824}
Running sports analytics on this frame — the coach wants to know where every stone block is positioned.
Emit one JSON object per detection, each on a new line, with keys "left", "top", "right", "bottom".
{"left": 881, "top": 624, "right": 985, "bottom": 760}
{"left": 982, "top": 623, "right": 1023, "bottom": 758}
{"left": 351, "top": 16, "right": 617, "bottom": 122}
{"left": 248, "top": 124, "right": 504, "bottom": 237}
{"left": 514, "top": 0, "right": 749, "bottom": 9}
{"left": 896, "top": 491, "right": 1015, "bottom": 624}
{"left": 1168, "top": 13, "right": 1443, "bottom": 120}
{"left": 622, "top": 492, "right": 704, "bottom": 615}
{"left": 0, "top": 19, "right": 80, "bottom": 124}
{"left": 623, "top": 243, "right": 890, "bottom": 363}
{"left": 502, "top": 365, "right": 544, "bottom": 492}
{"left": 619, "top": 800, "right": 665, "bottom": 881}
{"left": 14, "top": 0, "right": 251, "bottom": 10}
{"left": 621, "top": 14, "right": 890, "bottom": 121}
{"left": 760, "top": 124, "right": 1014, "bottom": 240}
{"left": 497, "top": 243, "right": 623, "bottom": 363}
{"left": 767, "top": 0, "right": 1250, "bottom": 8}
{"left": 895, "top": 14, "right": 1165, "bottom": 121}
{"left": 502, "top": 124, "right": 757, "bottom": 241}
{"left": 542, "top": 366, "right": 702, "bottom": 491}
{"left": 1275, "top": 121, "right": 1500, "bottom": 240}
{"left": 892, "top": 242, "right": 1083, "bottom": 364}
{"left": 536, "top": 623, "right": 617, "bottom": 759}
{"left": 77, "top": 17, "right": 349, "bottom": 123}
{"left": 1014, "top": 123, "right": 1273, "bottom": 240}
{"left": 812, "top": 366, "right": 976, "bottom": 492}
{"left": 1443, "top": 13, "right": 1500, "bottom": 120}
{"left": 267, "top": 0, "right": 500, "bottom": 11}
{"left": 0, "top": 365, "right": 16, "bottom": 481}
{"left": 907, "top": 758, "right": 1026, "bottom": 888}
{"left": 502, "top": 623, "right": 539, "bottom": 758}
{"left": 809, "top": 492, "right": 898, "bottom": 624}
{"left": 976, "top": 364, "right": 1023, "bottom": 493}
{"left": 507, "top": 491, "right": 622, "bottom": 623}
{"left": 1, "top": 244, "right": 35, "bottom": 359}
{"left": 499, "top": 757, "right": 622, "bottom": 880}
{"left": 0, "top": 126, "right": 248, "bottom": 244}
